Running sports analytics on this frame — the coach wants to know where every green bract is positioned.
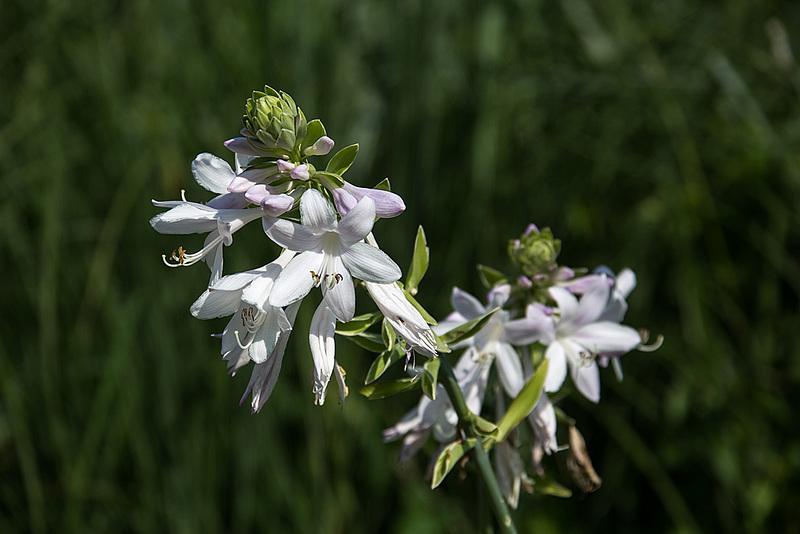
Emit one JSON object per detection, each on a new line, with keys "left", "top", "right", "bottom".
{"left": 509, "top": 226, "right": 561, "bottom": 277}
{"left": 241, "top": 86, "right": 326, "bottom": 160}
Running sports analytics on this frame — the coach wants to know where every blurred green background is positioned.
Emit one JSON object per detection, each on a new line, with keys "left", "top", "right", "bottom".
{"left": 2, "top": 0, "right": 799, "bottom": 532}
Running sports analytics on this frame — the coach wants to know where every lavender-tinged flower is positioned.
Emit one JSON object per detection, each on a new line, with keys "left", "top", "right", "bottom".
{"left": 150, "top": 154, "right": 264, "bottom": 283}
{"left": 508, "top": 275, "right": 641, "bottom": 403}
{"left": 365, "top": 281, "right": 437, "bottom": 358}
{"left": 382, "top": 350, "right": 492, "bottom": 462}
{"left": 309, "top": 300, "right": 338, "bottom": 405}
{"left": 328, "top": 181, "right": 406, "bottom": 219}
{"left": 264, "top": 189, "right": 402, "bottom": 322}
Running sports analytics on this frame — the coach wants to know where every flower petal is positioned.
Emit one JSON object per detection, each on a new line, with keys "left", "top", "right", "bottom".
{"left": 192, "top": 153, "right": 235, "bottom": 194}
{"left": 549, "top": 287, "right": 579, "bottom": 328}
{"left": 269, "top": 251, "right": 324, "bottom": 307}
{"left": 571, "top": 275, "right": 610, "bottom": 328}
{"left": 494, "top": 342, "right": 525, "bottom": 397}
{"left": 505, "top": 304, "right": 555, "bottom": 345}
{"left": 342, "top": 182, "right": 406, "bottom": 218}
{"left": 224, "top": 137, "right": 262, "bottom": 156}
{"left": 571, "top": 359, "right": 600, "bottom": 403}
{"left": 450, "top": 287, "right": 486, "bottom": 321}
{"left": 543, "top": 342, "right": 568, "bottom": 393}
{"left": 309, "top": 301, "right": 337, "bottom": 405}
{"left": 190, "top": 288, "right": 243, "bottom": 319}
{"left": 337, "top": 196, "right": 376, "bottom": 243}
{"left": 263, "top": 218, "right": 322, "bottom": 251}
{"left": 340, "top": 242, "right": 401, "bottom": 283}
{"left": 300, "top": 189, "right": 337, "bottom": 232}
{"left": 570, "top": 322, "right": 641, "bottom": 354}
{"left": 322, "top": 256, "right": 356, "bottom": 322}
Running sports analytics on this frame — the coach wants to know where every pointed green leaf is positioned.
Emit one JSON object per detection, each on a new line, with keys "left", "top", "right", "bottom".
{"left": 358, "top": 377, "right": 418, "bottom": 399}
{"left": 439, "top": 308, "right": 498, "bottom": 345}
{"left": 421, "top": 357, "right": 440, "bottom": 400}
{"left": 342, "top": 332, "right": 385, "bottom": 353}
{"left": 314, "top": 171, "right": 345, "bottom": 188}
{"left": 374, "top": 177, "right": 392, "bottom": 192}
{"left": 336, "top": 312, "right": 382, "bottom": 336}
{"left": 405, "top": 226, "right": 429, "bottom": 295}
{"left": 433, "top": 332, "right": 452, "bottom": 354}
{"left": 381, "top": 318, "right": 396, "bottom": 352}
{"left": 477, "top": 264, "right": 508, "bottom": 289}
{"left": 402, "top": 289, "right": 438, "bottom": 325}
{"left": 365, "top": 346, "right": 407, "bottom": 384}
{"left": 495, "top": 360, "right": 549, "bottom": 443}
{"left": 325, "top": 143, "right": 359, "bottom": 175}
{"left": 431, "top": 438, "right": 478, "bottom": 489}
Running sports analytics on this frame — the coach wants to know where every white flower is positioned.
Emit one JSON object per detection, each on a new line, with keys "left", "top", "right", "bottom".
{"left": 510, "top": 275, "right": 641, "bottom": 403}
{"left": 382, "top": 349, "right": 491, "bottom": 461}
{"left": 150, "top": 153, "right": 263, "bottom": 283}
{"left": 309, "top": 300, "right": 337, "bottom": 405}
{"left": 439, "top": 285, "right": 525, "bottom": 399}
{"left": 365, "top": 281, "right": 437, "bottom": 358}
{"left": 190, "top": 251, "right": 296, "bottom": 373}
{"left": 264, "top": 188, "right": 402, "bottom": 322}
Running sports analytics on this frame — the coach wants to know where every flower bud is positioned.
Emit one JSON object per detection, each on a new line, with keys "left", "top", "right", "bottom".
{"left": 241, "top": 86, "right": 308, "bottom": 158}
{"left": 509, "top": 225, "right": 561, "bottom": 277}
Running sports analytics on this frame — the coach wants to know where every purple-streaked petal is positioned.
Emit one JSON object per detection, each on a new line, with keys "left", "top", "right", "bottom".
{"left": 225, "top": 137, "right": 261, "bottom": 156}
{"left": 299, "top": 189, "right": 337, "bottom": 232}
{"left": 340, "top": 242, "right": 401, "bottom": 283}
{"left": 291, "top": 164, "right": 310, "bottom": 181}
{"left": 206, "top": 192, "right": 250, "bottom": 209}
{"left": 450, "top": 287, "right": 487, "bottom": 321}
{"left": 192, "top": 153, "right": 235, "bottom": 194}
{"left": 543, "top": 342, "right": 568, "bottom": 393}
{"left": 331, "top": 187, "right": 358, "bottom": 216}
{"left": 322, "top": 257, "right": 356, "bottom": 322}
{"left": 342, "top": 182, "right": 406, "bottom": 218}
{"left": 269, "top": 251, "right": 325, "bottom": 307}
{"left": 304, "top": 135, "right": 334, "bottom": 156}
{"left": 261, "top": 194, "right": 294, "bottom": 218}
{"left": 337, "top": 196, "right": 376, "bottom": 243}
{"left": 263, "top": 218, "right": 322, "bottom": 251}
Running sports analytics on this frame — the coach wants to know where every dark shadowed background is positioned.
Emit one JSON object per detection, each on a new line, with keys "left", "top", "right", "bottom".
{"left": 2, "top": 0, "right": 799, "bottom": 532}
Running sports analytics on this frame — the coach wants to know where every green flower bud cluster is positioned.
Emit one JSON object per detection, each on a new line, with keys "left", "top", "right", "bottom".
{"left": 242, "top": 86, "right": 325, "bottom": 161}
{"left": 508, "top": 225, "right": 561, "bottom": 277}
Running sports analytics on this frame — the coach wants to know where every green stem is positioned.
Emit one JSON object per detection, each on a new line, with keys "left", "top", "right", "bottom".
{"left": 438, "top": 355, "right": 518, "bottom": 534}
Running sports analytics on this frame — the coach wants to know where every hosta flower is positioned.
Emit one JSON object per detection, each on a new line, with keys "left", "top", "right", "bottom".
{"left": 365, "top": 281, "right": 436, "bottom": 358}
{"left": 150, "top": 153, "right": 264, "bottom": 283}
{"left": 328, "top": 181, "right": 406, "bottom": 219}
{"left": 264, "top": 188, "right": 402, "bottom": 322}
{"left": 440, "top": 285, "right": 527, "bottom": 399}
{"left": 507, "top": 275, "right": 641, "bottom": 403}
{"left": 308, "top": 300, "right": 348, "bottom": 405}
{"left": 189, "top": 251, "right": 296, "bottom": 374}
{"left": 382, "top": 349, "right": 492, "bottom": 462}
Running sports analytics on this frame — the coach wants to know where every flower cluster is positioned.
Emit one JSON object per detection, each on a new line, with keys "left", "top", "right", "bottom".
{"left": 151, "top": 86, "right": 436, "bottom": 409}
{"left": 384, "top": 224, "right": 659, "bottom": 506}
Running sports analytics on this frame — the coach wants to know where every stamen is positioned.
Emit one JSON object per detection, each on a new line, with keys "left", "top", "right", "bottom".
{"left": 637, "top": 332, "right": 664, "bottom": 352}
{"left": 161, "top": 235, "right": 223, "bottom": 268}
{"left": 611, "top": 358, "right": 624, "bottom": 381}
{"left": 234, "top": 330, "right": 252, "bottom": 350}
{"left": 578, "top": 350, "right": 597, "bottom": 367}
{"left": 310, "top": 270, "right": 321, "bottom": 286}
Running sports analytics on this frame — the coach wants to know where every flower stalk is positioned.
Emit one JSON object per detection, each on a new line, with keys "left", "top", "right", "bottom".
{"left": 437, "top": 354, "right": 518, "bottom": 534}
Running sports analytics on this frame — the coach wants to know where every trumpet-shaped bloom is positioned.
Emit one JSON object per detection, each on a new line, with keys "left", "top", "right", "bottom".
{"left": 365, "top": 281, "right": 437, "bottom": 358}
{"left": 509, "top": 275, "right": 641, "bottom": 403}
{"left": 190, "top": 251, "right": 296, "bottom": 373}
{"left": 328, "top": 181, "right": 406, "bottom": 219}
{"left": 264, "top": 189, "right": 402, "bottom": 322}
{"left": 382, "top": 349, "right": 492, "bottom": 461}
